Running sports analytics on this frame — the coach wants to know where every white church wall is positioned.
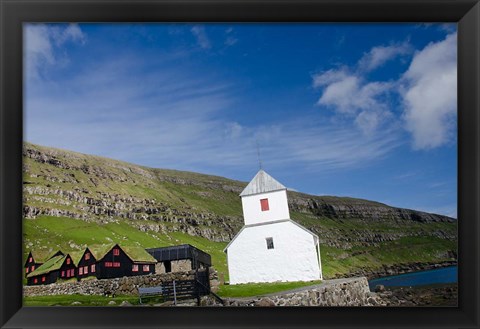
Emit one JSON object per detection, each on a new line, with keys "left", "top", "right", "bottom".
{"left": 241, "top": 189, "right": 290, "bottom": 225}
{"left": 227, "top": 221, "right": 321, "bottom": 284}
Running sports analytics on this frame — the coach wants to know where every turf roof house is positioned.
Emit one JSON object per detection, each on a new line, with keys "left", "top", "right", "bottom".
{"left": 24, "top": 250, "right": 64, "bottom": 277}
{"left": 224, "top": 169, "right": 323, "bottom": 284}
{"left": 26, "top": 253, "right": 77, "bottom": 285}
{"left": 85, "top": 243, "right": 157, "bottom": 279}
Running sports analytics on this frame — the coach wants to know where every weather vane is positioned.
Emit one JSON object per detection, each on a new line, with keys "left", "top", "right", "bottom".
{"left": 256, "top": 139, "right": 263, "bottom": 170}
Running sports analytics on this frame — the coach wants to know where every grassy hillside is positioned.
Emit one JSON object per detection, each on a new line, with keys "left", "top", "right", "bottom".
{"left": 23, "top": 142, "right": 457, "bottom": 281}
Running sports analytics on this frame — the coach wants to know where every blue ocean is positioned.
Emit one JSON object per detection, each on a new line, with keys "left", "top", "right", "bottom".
{"left": 368, "top": 266, "right": 458, "bottom": 290}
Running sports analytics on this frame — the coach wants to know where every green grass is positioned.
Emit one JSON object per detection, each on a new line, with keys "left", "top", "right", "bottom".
{"left": 217, "top": 280, "right": 323, "bottom": 298}
{"left": 23, "top": 294, "right": 141, "bottom": 306}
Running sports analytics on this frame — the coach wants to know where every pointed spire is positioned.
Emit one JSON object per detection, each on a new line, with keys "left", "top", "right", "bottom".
{"left": 240, "top": 169, "right": 286, "bottom": 197}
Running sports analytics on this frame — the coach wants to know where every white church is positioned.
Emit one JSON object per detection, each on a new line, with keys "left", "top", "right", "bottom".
{"left": 224, "top": 169, "right": 323, "bottom": 284}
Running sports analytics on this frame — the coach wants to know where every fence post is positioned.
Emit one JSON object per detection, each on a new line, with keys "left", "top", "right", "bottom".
{"left": 173, "top": 280, "right": 177, "bottom": 306}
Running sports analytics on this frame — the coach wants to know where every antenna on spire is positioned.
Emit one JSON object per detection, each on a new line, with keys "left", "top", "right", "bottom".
{"left": 256, "top": 140, "right": 263, "bottom": 170}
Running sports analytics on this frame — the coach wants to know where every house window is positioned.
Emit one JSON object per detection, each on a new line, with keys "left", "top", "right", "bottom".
{"left": 113, "top": 248, "right": 120, "bottom": 256}
{"left": 266, "top": 237, "right": 274, "bottom": 249}
{"left": 26, "top": 267, "right": 29, "bottom": 274}
{"left": 84, "top": 266, "right": 88, "bottom": 274}
{"left": 143, "top": 265, "right": 150, "bottom": 272}
{"left": 29, "top": 257, "right": 33, "bottom": 262}
{"left": 42, "top": 276, "right": 46, "bottom": 282}
{"left": 79, "top": 267, "right": 83, "bottom": 275}
{"left": 105, "top": 262, "right": 113, "bottom": 267}
{"left": 113, "top": 262, "right": 120, "bottom": 268}
{"left": 61, "top": 271, "right": 65, "bottom": 277}
{"left": 34, "top": 278, "right": 38, "bottom": 284}
{"left": 260, "top": 198, "right": 269, "bottom": 211}
{"left": 91, "top": 264, "right": 96, "bottom": 272}
{"left": 66, "top": 258, "right": 71, "bottom": 265}
{"left": 70, "top": 269, "right": 75, "bottom": 277}
{"left": 132, "top": 264, "right": 139, "bottom": 272}
{"left": 85, "top": 253, "right": 90, "bottom": 260}
{"left": 31, "top": 265, "right": 35, "bottom": 272}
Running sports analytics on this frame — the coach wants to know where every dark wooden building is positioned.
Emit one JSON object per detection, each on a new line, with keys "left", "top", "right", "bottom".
{"left": 93, "top": 244, "right": 156, "bottom": 279}
{"left": 76, "top": 247, "right": 102, "bottom": 280}
{"left": 24, "top": 250, "right": 64, "bottom": 278}
{"left": 146, "top": 244, "right": 211, "bottom": 273}
{"left": 26, "top": 253, "right": 77, "bottom": 286}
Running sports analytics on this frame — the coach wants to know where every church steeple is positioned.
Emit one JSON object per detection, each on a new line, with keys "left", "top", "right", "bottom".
{"left": 240, "top": 169, "right": 290, "bottom": 226}
{"left": 239, "top": 169, "right": 286, "bottom": 197}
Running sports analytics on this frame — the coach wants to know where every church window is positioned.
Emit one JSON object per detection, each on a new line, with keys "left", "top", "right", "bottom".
{"left": 260, "top": 198, "right": 269, "bottom": 211}
{"left": 266, "top": 237, "right": 274, "bottom": 249}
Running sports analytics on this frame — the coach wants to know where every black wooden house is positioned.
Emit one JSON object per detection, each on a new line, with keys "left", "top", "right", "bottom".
{"left": 24, "top": 250, "right": 63, "bottom": 278}
{"left": 93, "top": 244, "right": 156, "bottom": 279}
{"left": 27, "top": 253, "right": 77, "bottom": 285}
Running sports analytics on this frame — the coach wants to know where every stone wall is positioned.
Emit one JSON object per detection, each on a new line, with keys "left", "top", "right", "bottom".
{"left": 202, "top": 277, "right": 385, "bottom": 307}
{"left": 24, "top": 268, "right": 218, "bottom": 297}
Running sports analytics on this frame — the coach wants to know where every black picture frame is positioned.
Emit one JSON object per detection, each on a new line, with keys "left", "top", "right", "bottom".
{"left": 1, "top": 0, "right": 479, "bottom": 328}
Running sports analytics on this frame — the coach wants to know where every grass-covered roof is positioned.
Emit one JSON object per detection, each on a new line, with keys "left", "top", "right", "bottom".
{"left": 87, "top": 243, "right": 116, "bottom": 261}
{"left": 27, "top": 255, "right": 65, "bottom": 278}
{"left": 69, "top": 250, "right": 85, "bottom": 267}
{"left": 121, "top": 245, "right": 157, "bottom": 263}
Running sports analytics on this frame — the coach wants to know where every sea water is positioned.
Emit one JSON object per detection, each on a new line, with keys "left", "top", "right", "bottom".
{"left": 368, "top": 266, "right": 457, "bottom": 290}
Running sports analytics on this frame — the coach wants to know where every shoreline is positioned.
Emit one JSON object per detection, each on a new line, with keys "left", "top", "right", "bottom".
{"left": 335, "top": 260, "right": 457, "bottom": 281}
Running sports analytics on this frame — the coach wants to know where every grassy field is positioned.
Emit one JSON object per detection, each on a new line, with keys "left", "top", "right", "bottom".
{"left": 23, "top": 294, "right": 142, "bottom": 306}
{"left": 217, "top": 280, "right": 322, "bottom": 298}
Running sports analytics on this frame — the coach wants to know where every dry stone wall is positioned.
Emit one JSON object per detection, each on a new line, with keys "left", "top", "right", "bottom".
{"left": 202, "top": 277, "right": 384, "bottom": 307}
{"left": 24, "top": 269, "right": 217, "bottom": 297}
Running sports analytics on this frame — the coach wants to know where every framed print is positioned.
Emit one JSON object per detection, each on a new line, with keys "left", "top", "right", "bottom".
{"left": 1, "top": 0, "right": 479, "bottom": 328}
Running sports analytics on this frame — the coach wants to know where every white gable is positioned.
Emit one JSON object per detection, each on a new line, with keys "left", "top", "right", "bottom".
{"left": 239, "top": 169, "right": 286, "bottom": 197}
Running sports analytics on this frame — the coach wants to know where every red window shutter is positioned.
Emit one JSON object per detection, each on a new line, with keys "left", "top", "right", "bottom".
{"left": 260, "top": 198, "right": 269, "bottom": 211}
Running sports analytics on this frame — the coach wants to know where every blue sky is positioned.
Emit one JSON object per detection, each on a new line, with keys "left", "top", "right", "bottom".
{"left": 24, "top": 23, "right": 457, "bottom": 217}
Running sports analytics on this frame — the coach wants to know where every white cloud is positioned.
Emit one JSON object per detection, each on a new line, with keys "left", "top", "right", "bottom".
{"left": 191, "top": 25, "right": 211, "bottom": 49}
{"left": 358, "top": 42, "right": 411, "bottom": 72}
{"left": 313, "top": 34, "right": 457, "bottom": 150}
{"left": 313, "top": 69, "right": 393, "bottom": 133}
{"left": 401, "top": 33, "right": 457, "bottom": 149}
{"left": 24, "top": 23, "right": 86, "bottom": 80}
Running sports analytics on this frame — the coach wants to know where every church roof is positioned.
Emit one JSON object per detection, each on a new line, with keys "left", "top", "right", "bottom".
{"left": 239, "top": 169, "right": 286, "bottom": 197}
